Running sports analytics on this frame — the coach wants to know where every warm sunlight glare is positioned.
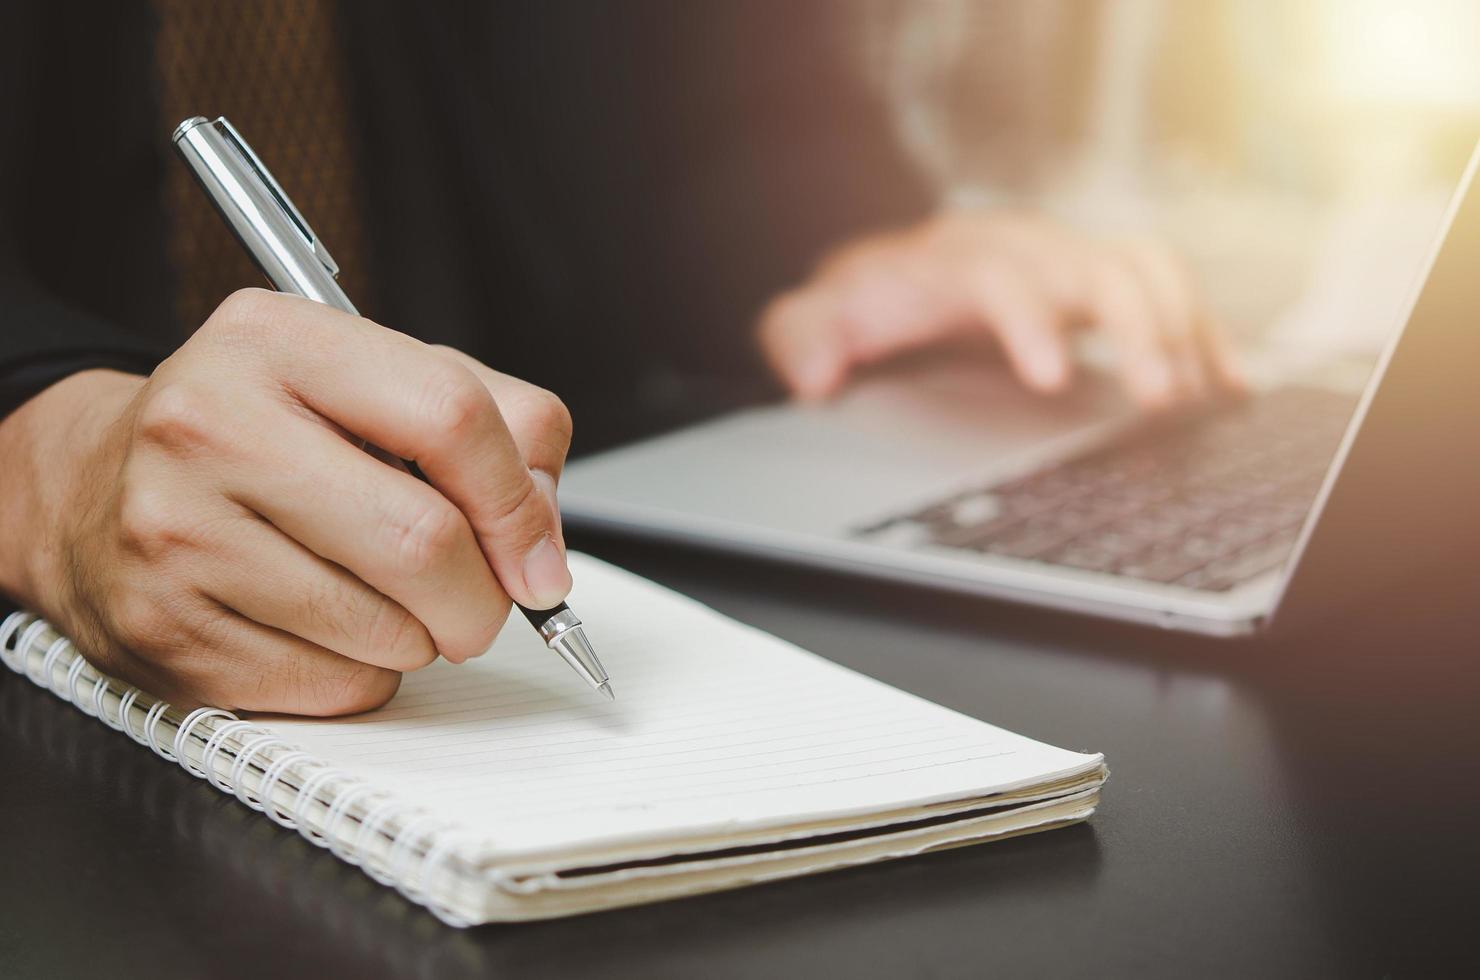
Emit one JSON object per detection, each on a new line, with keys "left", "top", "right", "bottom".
{"left": 1318, "top": 0, "right": 1480, "bottom": 109}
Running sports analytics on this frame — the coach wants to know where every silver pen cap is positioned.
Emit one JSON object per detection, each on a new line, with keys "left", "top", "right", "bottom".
{"left": 172, "top": 116, "right": 357, "bottom": 315}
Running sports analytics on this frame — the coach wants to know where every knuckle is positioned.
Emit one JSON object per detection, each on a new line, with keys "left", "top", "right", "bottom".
{"left": 198, "top": 288, "right": 307, "bottom": 361}
{"left": 482, "top": 471, "right": 541, "bottom": 531}
{"left": 514, "top": 388, "right": 573, "bottom": 453}
{"left": 210, "top": 287, "right": 279, "bottom": 334}
{"left": 109, "top": 585, "right": 195, "bottom": 657}
{"left": 385, "top": 495, "right": 466, "bottom": 576}
{"left": 116, "top": 483, "right": 189, "bottom": 557}
{"left": 134, "top": 382, "right": 217, "bottom": 455}
{"left": 419, "top": 365, "right": 493, "bottom": 443}
{"left": 110, "top": 590, "right": 168, "bottom": 651}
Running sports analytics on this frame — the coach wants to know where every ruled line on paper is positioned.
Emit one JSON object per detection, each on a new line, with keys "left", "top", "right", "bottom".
{"left": 311, "top": 688, "right": 885, "bottom": 757}
{"left": 259, "top": 553, "right": 1098, "bottom": 854}
{"left": 499, "top": 750, "right": 1026, "bottom": 821}
{"left": 312, "top": 657, "right": 751, "bottom": 710}
{"left": 298, "top": 672, "right": 831, "bottom": 745}
{"left": 435, "top": 735, "right": 991, "bottom": 805}
{"left": 334, "top": 705, "right": 916, "bottom": 769}
{"left": 393, "top": 720, "right": 956, "bottom": 782}
{"left": 286, "top": 665, "right": 806, "bottom": 727}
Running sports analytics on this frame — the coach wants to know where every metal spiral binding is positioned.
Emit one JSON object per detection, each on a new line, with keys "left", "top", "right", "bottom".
{"left": 174, "top": 707, "right": 237, "bottom": 776}
{"left": 143, "top": 700, "right": 176, "bottom": 760}
{"left": 117, "top": 688, "right": 146, "bottom": 743}
{"left": 255, "top": 748, "right": 314, "bottom": 822}
{"left": 293, "top": 765, "right": 348, "bottom": 843}
{"left": 39, "top": 636, "right": 72, "bottom": 694}
{"left": 199, "top": 719, "right": 260, "bottom": 791}
{"left": 230, "top": 734, "right": 290, "bottom": 809}
{"left": 353, "top": 799, "right": 420, "bottom": 886}
{"left": 323, "top": 784, "right": 380, "bottom": 862}
{"left": 0, "top": 612, "right": 31, "bottom": 672}
{"left": 15, "top": 619, "right": 48, "bottom": 679}
{"left": 65, "top": 654, "right": 95, "bottom": 712}
{"left": 0, "top": 610, "right": 478, "bottom": 925}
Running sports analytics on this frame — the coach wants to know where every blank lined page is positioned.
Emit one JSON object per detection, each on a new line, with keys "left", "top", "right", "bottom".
{"left": 262, "top": 554, "right": 1101, "bottom": 859}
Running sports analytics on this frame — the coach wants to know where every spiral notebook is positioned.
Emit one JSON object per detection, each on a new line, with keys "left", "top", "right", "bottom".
{"left": 0, "top": 553, "right": 1106, "bottom": 925}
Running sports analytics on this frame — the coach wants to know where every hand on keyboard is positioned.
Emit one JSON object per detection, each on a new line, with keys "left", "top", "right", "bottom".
{"left": 758, "top": 209, "right": 1246, "bottom": 410}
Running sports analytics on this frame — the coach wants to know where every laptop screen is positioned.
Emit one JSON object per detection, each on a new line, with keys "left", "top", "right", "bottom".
{"left": 1269, "top": 140, "right": 1480, "bottom": 629}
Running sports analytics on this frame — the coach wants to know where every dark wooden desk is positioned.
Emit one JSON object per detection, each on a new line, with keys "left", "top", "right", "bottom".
{"left": 3, "top": 532, "right": 1477, "bottom": 978}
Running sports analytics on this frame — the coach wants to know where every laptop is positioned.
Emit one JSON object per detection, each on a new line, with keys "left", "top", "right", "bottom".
{"left": 561, "top": 143, "right": 1480, "bottom": 636}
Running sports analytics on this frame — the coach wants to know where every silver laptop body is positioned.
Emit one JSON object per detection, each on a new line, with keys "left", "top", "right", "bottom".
{"left": 562, "top": 145, "right": 1480, "bottom": 637}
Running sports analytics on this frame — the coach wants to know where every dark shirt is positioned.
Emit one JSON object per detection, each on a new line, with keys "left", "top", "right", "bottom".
{"left": 0, "top": 1, "right": 929, "bottom": 450}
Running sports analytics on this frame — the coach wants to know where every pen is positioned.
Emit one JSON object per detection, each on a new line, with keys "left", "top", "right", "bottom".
{"left": 171, "top": 115, "right": 613, "bottom": 700}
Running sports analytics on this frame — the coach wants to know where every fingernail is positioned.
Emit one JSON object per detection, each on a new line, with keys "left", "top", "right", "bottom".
{"left": 522, "top": 534, "right": 573, "bottom": 609}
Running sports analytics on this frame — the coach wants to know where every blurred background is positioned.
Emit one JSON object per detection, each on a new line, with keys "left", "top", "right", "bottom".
{"left": 866, "top": 0, "right": 1480, "bottom": 367}
{"left": 37, "top": 0, "right": 1480, "bottom": 448}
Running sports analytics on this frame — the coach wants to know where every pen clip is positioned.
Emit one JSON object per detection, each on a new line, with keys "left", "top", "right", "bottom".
{"left": 213, "top": 117, "right": 341, "bottom": 279}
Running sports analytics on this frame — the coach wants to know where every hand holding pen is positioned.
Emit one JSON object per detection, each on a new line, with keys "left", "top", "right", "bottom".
{"left": 173, "top": 115, "right": 610, "bottom": 699}
{"left": 0, "top": 117, "right": 606, "bottom": 717}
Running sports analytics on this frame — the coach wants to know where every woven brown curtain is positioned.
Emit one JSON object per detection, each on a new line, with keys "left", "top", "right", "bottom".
{"left": 152, "top": 0, "right": 373, "bottom": 334}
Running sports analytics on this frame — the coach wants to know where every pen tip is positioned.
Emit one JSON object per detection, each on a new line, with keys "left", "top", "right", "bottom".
{"left": 597, "top": 681, "right": 615, "bottom": 701}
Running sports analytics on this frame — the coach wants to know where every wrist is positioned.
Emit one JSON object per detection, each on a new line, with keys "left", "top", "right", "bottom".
{"left": 0, "top": 369, "right": 144, "bottom": 610}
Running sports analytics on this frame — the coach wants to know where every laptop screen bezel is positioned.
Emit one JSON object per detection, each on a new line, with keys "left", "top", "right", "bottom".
{"left": 1263, "top": 140, "right": 1480, "bottom": 629}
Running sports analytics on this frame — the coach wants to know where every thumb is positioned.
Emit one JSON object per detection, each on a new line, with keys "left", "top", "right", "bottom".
{"left": 406, "top": 378, "right": 572, "bottom": 612}
{"left": 469, "top": 462, "right": 572, "bottom": 612}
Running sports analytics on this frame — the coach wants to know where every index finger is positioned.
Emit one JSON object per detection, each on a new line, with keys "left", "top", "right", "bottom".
{"left": 429, "top": 345, "right": 575, "bottom": 481}
{"left": 220, "top": 290, "right": 573, "bottom": 610}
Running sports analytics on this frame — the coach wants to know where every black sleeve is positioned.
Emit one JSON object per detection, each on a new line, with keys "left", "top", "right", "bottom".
{"left": 0, "top": 276, "right": 165, "bottom": 418}
{"left": 0, "top": 268, "right": 167, "bottom": 425}
{"left": 0, "top": 2, "right": 169, "bottom": 421}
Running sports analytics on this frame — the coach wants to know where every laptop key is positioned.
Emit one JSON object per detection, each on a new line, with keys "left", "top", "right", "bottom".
{"left": 1114, "top": 547, "right": 1215, "bottom": 584}
{"left": 1046, "top": 545, "right": 1121, "bottom": 573}
{"left": 1177, "top": 534, "right": 1298, "bottom": 591}
{"left": 859, "top": 385, "right": 1358, "bottom": 592}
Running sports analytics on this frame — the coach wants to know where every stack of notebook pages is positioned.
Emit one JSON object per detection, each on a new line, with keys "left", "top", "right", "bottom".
{"left": 0, "top": 554, "right": 1107, "bottom": 924}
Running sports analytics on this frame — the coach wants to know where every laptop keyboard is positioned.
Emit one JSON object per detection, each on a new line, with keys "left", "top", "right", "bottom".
{"left": 856, "top": 386, "right": 1358, "bottom": 592}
